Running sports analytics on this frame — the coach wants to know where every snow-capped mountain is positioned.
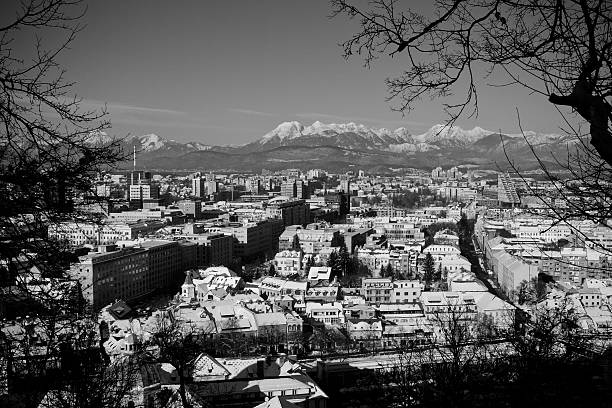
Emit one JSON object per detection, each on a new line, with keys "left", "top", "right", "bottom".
{"left": 122, "top": 121, "right": 573, "bottom": 172}
{"left": 128, "top": 134, "right": 210, "bottom": 154}
{"left": 412, "top": 124, "right": 492, "bottom": 145}
{"left": 251, "top": 121, "right": 500, "bottom": 152}
{"left": 85, "top": 131, "right": 115, "bottom": 145}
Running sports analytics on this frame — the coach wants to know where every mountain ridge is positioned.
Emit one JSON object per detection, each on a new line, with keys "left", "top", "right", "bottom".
{"left": 121, "top": 121, "right": 576, "bottom": 172}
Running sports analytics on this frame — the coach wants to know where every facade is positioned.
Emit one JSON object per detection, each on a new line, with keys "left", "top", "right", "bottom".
{"left": 108, "top": 209, "right": 185, "bottom": 224}
{"left": 192, "top": 176, "right": 206, "bottom": 198}
{"left": 219, "top": 219, "right": 284, "bottom": 261}
{"left": 136, "top": 240, "right": 185, "bottom": 290}
{"left": 179, "top": 233, "right": 234, "bottom": 267}
{"left": 177, "top": 200, "right": 202, "bottom": 219}
{"left": 376, "top": 220, "right": 425, "bottom": 243}
{"left": 72, "top": 245, "right": 149, "bottom": 311}
{"left": 49, "top": 220, "right": 165, "bottom": 247}
{"left": 274, "top": 250, "right": 303, "bottom": 276}
{"left": 390, "top": 280, "right": 424, "bottom": 303}
{"left": 362, "top": 278, "right": 393, "bottom": 304}
{"left": 266, "top": 198, "right": 310, "bottom": 227}
{"left": 497, "top": 173, "right": 520, "bottom": 206}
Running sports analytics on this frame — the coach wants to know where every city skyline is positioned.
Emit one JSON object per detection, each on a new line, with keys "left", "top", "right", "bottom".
{"left": 13, "top": 0, "right": 571, "bottom": 145}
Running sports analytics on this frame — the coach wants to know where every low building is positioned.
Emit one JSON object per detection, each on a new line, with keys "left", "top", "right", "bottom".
{"left": 274, "top": 250, "right": 303, "bottom": 277}
{"left": 362, "top": 278, "right": 393, "bottom": 304}
{"left": 390, "top": 280, "right": 423, "bottom": 304}
{"left": 305, "top": 286, "right": 339, "bottom": 303}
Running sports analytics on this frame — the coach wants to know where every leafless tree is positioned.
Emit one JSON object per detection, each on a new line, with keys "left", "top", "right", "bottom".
{"left": 0, "top": 0, "right": 124, "bottom": 404}
{"left": 331, "top": 0, "right": 612, "bottom": 165}
{"left": 0, "top": 0, "right": 124, "bottom": 317}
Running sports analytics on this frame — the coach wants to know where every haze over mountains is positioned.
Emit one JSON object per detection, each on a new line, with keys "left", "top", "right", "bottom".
{"left": 117, "top": 121, "right": 577, "bottom": 172}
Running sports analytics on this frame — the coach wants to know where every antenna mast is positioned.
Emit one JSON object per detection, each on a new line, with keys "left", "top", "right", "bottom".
{"left": 133, "top": 146, "right": 136, "bottom": 170}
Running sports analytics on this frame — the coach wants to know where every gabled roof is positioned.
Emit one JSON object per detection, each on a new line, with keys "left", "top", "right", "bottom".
{"left": 254, "top": 396, "right": 301, "bottom": 408}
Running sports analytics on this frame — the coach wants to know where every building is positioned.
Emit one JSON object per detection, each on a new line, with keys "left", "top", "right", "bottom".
{"left": 135, "top": 240, "right": 185, "bottom": 290}
{"left": 177, "top": 200, "right": 202, "bottom": 219}
{"left": 376, "top": 220, "right": 425, "bottom": 243}
{"left": 108, "top": 208, "right": 185, "bottom": 224}
{"left": 219, "top": 219, "right": 284, "bottom": 261}
{"left": 362, "top": 278, "right": 394, "bottom": 304}
{"left": 498, "top": 173, "right": 520, "bottom": 206}
{"left": 306, "top": 302, "right": 344, "bottom": 325}
{"left": 266, "top": 197, "right": 310, "bottom": 227}
{"left": 49, "top": 220, "right": 165, "bottom": 247}
{"left": 177, "top": 232, "right": 234, "bottom": 267}
{"left": 71, "top": 245, "right": 149, "bottom": 311}
{"left": 390, "top": 280, "right": 423, "bottom": 303}
{"left": 206, "top": 179, "right": 219, "bottom": 195}
{"left": 274, "top": 250, "right": 303, "bottom": 277}
{"left": 489, "top": 250, "right": 538, "bottom": 298}
{"left": 192, "top": 176, "right": 206, "bottom": 198}
{"left": 259, "top": 277, "right": 308, "bottom": 300}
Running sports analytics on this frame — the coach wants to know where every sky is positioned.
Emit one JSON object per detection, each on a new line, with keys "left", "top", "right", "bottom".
{"left": 10, "top": 0, "right": 569, "bottom": 145}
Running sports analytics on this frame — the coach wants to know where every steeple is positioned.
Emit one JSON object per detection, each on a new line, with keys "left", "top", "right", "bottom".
{"left": 181, "top": 271, "right": 196, "bottom": 302}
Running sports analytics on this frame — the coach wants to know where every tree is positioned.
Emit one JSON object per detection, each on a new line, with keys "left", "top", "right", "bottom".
{"left": 331, "top": 0, "right": 612, "bottom": 166}
{"left": 146, "top": 312, "right": 210, "bottom": 408}
{"left": 291, "top": 235, "right": 301, "bottom": 251}
{"left": 0, "top": 1, "right": 124, "bottom": 405}
{"left": 514, "top": 276, "right": 547, "bottom": 305}
{"left": 434, "top": 264, "right": 443, "bottom": 283}
{"left": 384, "top": 262, "right": 394, "bottom": 279}
{"left": 327, "top": 250, "right": 341, "bottom": 279}
{"left": 331, "top": 0, "right": 612, "bottom": 270}
{"left": 422, "top": 253, "right": 435, "bottom": 289}
{"left": 1, "top": 0, "right": 122, "bottom": 294}
{"left": 268, "top": 263, "right": 276, "bottom": 277}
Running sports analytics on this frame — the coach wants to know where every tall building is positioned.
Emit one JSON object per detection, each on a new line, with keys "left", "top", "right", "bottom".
{"left": 296, "top": 180, "right": 309, "bottom": 199}
{"left": 281, "top": 180, "right": 297, "bottom": 198}
{"left": 192, "top": 176, "right": 206, "bottom": 198}
{"left": 206, "top": 179, "right": 218, "bottom": 195}
{"left": 339, "top": 178, "right": 351, "bottom": 194}
{"left": 498, "top": 173, "right": 520, "bottom": 206}
{"left": 431, "top": 167, "right": 444, "bottom": 179}
{"left": 129, "top": 170, "right": 152, "bottom": 186}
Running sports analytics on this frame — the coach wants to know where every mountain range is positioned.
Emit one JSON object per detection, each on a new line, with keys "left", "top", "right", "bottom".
{"left": 111, "top": 121, "right": 578, "bottom": 172}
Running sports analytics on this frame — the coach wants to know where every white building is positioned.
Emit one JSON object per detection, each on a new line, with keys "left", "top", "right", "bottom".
{"left": 390, "top": 280, "right": 423, "bottom": 303}
{"left": 274, "top": 250, "right": 303, "bottom": 276}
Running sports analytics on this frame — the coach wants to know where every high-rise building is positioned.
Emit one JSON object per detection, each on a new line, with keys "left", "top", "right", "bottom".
{"left": 129, "top": 170, "right": 152, "bottom": 186}
{"left": 192, "top": 176, "right": 206, "bottom": 198}
{"left": 206, "top": 179, "right": 218, "bottom": 195}
{"left": 339, "top": 178, "right": 351, "bottom": 194}
{"left": 498, "top": 173, "right": 520, "bottom": 206}
{"left": 129, "top": 183, "right": 160, "bottom": 202}
{"left": 281, "top": 180, "right": 297, "bottom": 198}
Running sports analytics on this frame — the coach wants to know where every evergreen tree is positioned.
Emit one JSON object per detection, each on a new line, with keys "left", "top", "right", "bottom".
{"left": 327, "top": 251, "right": 340, "bottom": 279}
{"left": 268, "top": 263, "right": 276, "bottom": 277}
{"left": 385, "top": 263, "right": 394, "bottom": 279}
{"left": 337, "top": 242, "right": 352, "bottom": 278}
{"left": 435, "top": 264, "right": 443, "bottom": 282}
{"left": 422, "top": 253, "right": 435, "bottom": 289}
{"left": 292, "top": 235, "right": 301, "bottom": 251}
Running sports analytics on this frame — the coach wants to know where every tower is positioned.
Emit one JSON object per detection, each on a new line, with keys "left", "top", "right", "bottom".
{"left": 181, "top": 271, "right": 196, "bottom": 302}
